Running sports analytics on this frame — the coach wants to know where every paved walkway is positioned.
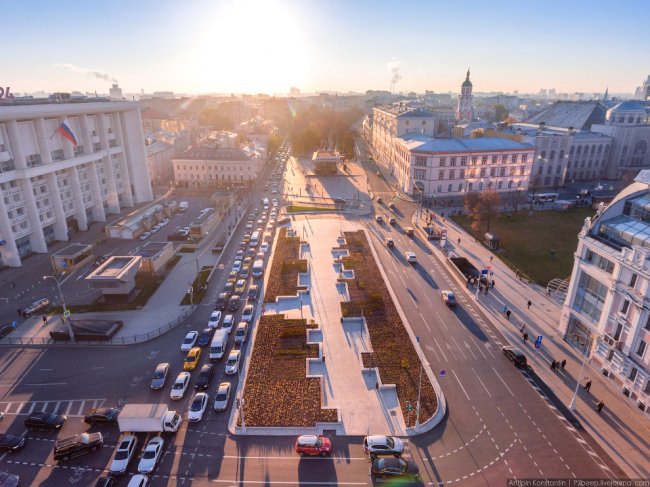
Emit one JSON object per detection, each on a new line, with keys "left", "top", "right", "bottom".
{"left": 414, "top": 211, "right": 650, "bottom": 478}
{"left": 263, "top": 218, "right": 406, "bottom": 436}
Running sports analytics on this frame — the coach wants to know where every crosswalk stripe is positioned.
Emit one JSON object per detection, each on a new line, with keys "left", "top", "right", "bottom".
{"left": 76, "top": 401, "right": 85, "bottom": 416}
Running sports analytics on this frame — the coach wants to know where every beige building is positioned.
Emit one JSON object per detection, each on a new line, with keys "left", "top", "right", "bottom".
{"left": 145, "top": 141, "right": 174, "bottom": 188}
{"left": 173, "top": 145, "right": 262, "bottom": 188}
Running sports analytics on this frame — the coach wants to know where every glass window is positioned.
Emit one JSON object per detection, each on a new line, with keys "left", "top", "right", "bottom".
{"left": 584, "top": 249, "right": 614, "bottom": 273}
{"left": 460, "top": 157, "right": 467, "bottom": 166}
{"left": 636, "top": 340, "right": 647, "bottom": 358}
{"left": 572, "top": 271, "right": 608, "bottom": 321}
{"left": 438, "top": 170, "right": 444, "bottom": 179}
{"left": 439, "top": 157, "right": 446, "bottom": 166}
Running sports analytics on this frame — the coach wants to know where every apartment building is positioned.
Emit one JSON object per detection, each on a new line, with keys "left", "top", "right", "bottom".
{"left": 173, "top": 145, "right": 262, "bottom": 188}
{"left": 0, "top": 97, "right": 153, "bottom": 267}
{"left": 560, "top": 171, "right": 650, "bottom": 412}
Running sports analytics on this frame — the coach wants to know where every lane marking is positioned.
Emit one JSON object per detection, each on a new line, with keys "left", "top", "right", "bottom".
{"left": 491, "top": 367, "right": 515, "bottom": 397}
{"left": 452, "top": 369, "right": 471, "bottom": 401}
{"left": 471, "top": 367, "right": 492, "bottom": 398}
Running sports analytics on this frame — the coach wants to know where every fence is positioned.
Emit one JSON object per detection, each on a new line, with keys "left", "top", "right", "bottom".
{"left": 1, "top": 306, "right": 196, "bottom": 347}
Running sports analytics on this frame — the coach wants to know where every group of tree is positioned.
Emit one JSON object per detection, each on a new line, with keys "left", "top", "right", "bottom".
{"left": 464, "top": 189, "right": 501, "bottom": 233}
{"left": 198, "top": 109, "right": 235, "bottom": 130}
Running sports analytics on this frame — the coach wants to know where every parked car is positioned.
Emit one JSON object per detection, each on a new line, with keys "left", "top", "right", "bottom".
{"left": 197, "top": 328, "right": 213, "bottom": 347}
{"left": 126, "top": 475, "right": 148, "bottom": 487}
{"left": 108, "top": 434, "right": 138, "bottom": 476}
{"left": 225, "top": 350, "right": 241, "bottom": 375}
{"left": 441, "top": 290, "right": 457, "bottom": 307}
{"left": 213, "top": 382, "right": 231, "bottom": 412}
{"left": 363, "top": 435, "right": 404, "bottom": 457}
{"left": 184, "top": 347, "right": 201, "bottom": 371}
{"left": 502, "top": 346, "right": 528, "bottom": 368}
{"left": 0, "top": 325, "right": 15, "bottom": 339}
{"left": 234, "top": 322, "right": 248, "bottom": 345}
{"left": 137, "top": 437, "right": 164, "bottom": 474}
{"left": 83, "top": 407, "right": 120, "bottom": 425}
{"left": 24, "top": 412, "right": 66, "bottom": 431}
{"left": 221, "top": 314, "right": 235, "bottom": 333}
{"left": 241, "top": 304, "right": 255, "bottom": 322}
{"left": 170, "top": 372, "right": 191, "bottom": 400}
{"left": 208, "top": 311, "right": 221, "bottom": 328}
{"left": 375, "top": 215, "right": 383, "bottom": 223}
{"left": 180, "top": 331, "right": 198, "bottom": 352}
{"left": 295, "top": 435, "right": 331, "bottom": 456}
{"left": 150, "top": 363, "right": 170, "bottom": 390}
{"left": 188, "top": 392, "right": 209, "bottom": 422}
{"left": 195, "top": 364, "right": 215, "bottom": 390}
{"left": 54, "top": 432, "right": 103, "bottom": 461}
{"left": 0, "top": 434, "right": 25, "bottom": 453}
{"left": 406, "top": 251, "right": 417, "bottom": 263}
{"left": 138, "top": 232, "right": 151, "bottom": 241}
{"left": 371, "top": 457, "right": 419, "bottom": 480}
{"left": 94, "top": 476, "right": 115, "bottom": 487}
{"left": 0, "top": 471, "right": 20, "bottom": 487}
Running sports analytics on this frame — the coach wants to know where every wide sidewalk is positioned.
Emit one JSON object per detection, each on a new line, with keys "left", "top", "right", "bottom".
{"left": 417, "top": 211, "right": 650, "bottom": 479}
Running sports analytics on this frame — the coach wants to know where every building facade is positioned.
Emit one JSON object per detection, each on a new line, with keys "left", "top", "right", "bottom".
{"left": 392, "top": 134, "right": 535, "bottom": 198}
{"left": 456, "top": 70, "right": 474, "bottom": 122}
{"left": 370, "top": 105, "right": 436, "bottom": 176}
{"left": 559, "top": 171, "right": 650, "bottom": 412}
{"left": 591, "top": 101, "right": 650, "bottom": 181}
{"left": 0, "top": 99, "right": 153, "bottom": 267}
{"left": 145, "top": 141, "right": 174, "bottom": 189}
{"left": 173, "top": 145, "right": 262, "bottom": 188}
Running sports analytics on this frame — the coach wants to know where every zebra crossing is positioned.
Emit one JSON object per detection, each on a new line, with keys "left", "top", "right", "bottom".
{"left": 0, "top": 398, "right": 106, "bottom": 418}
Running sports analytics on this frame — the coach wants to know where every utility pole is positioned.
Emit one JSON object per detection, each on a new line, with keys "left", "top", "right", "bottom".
{"left": 43, "top": 274, "right": 74, "bottom": 342}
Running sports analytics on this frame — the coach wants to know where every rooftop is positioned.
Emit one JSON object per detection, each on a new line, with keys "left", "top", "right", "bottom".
{"left": 175, "top": 146, "right": 254, "bottom": 161}
{"left": 375, "top": 105, "right": 434, "bottom": 118}
{"left": 52, "top": 243, "right": 92, "bottom": 257}
{"left": 398, "top": 134, "right": 534, "bottom": 153}
{"left": 134, "top": 242, "right": 172, "bottom": 259}
{"left": 0, "top": 94, "right": 111, "bottom": 107}
{"left": 86, "top": 256, "right": 141, "bottom": 281}
{"left": 525, "top": 101, "right": 607, "bottom": 130}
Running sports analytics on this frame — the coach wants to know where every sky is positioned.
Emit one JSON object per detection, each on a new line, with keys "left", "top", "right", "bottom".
{"left": 3, "top": 0, "right": 649, "bottom": 96}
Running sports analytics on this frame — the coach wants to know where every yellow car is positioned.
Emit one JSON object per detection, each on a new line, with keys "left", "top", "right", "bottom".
{"left": 227, "top": 271, "right": 238, "bottom": 284}
{"left": 234, "top": 279, "right": 246, "bottom": 295}
{"left": 184, "top": 347, "right": 201, "bottom": 371}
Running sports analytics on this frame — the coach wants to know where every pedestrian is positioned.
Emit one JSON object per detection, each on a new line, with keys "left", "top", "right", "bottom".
{"left": 42, "top": 315, "right": 47, "bottom": 325}
{"left": 484, "top": 286, "right": 488, "bottom": 295}
{"left": 520, "top": 324, "right": 526, "bottom": 333}
{"left": 491, "top": 279, "right": 495, "bottom": 288}
{"left": 490, "top": 256, "right": 493, "bottom": 263}
{"left": 560, "top": 359, "right": 566, "bottom": 371}
{"left": 596, "top": 401, "right": 604, "bottom": 414}
{"left": 503, "top": 304, "right": 508, "bottom": 314}
{"left": 506, "top": 310, "right": 511, "bottom": 320}
{"left": 457, "top": 237, "right": 461, "bottom": 246}
{"left": 584, "top": 380, "right": 592, "bottom": 392}
{"left": 523, "top": 332, "right": 529, "bottom": 344}
{"left": 10, "top": 282, "right": 15, "bottom": 289}
{"left": 16, "top": 308, "right": 21, "bottom": 317}
{"left": 550, "top": 360, "right": 557, "bottom": 371}
{"left": 527, "top": 300, "right": 532, "bottom": 309}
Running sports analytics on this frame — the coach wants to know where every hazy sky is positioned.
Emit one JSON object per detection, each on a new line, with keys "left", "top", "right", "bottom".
{"left": 4, "top": 0, "right": 648, "bottom": 96}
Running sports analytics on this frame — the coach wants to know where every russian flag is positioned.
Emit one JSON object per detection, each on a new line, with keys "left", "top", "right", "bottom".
{"left": 57, "top": 119, "right": 78, "bottom": 147}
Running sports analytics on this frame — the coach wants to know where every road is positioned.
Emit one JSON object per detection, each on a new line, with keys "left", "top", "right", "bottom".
{"left": 0, "top": 147, "right": 621, "bottom": 485}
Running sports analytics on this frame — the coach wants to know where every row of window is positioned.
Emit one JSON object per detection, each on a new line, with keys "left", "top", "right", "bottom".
{"left": 415, "top": 166, "right": 527, "bottom": 181}
{"left": 414, "top": 153, "right": 529, "bottom": 167}
{"left": 426, "top": 180, "right": 523, "bottom": 193}
{"left": 178, "top": 173, "right": 250, "bottom": 181}
{"left": 175, "top": 164, "right": 255, "bottom": 172}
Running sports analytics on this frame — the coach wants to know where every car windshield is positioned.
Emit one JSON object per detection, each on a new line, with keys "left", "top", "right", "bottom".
{"left": 173, "top": 381, "right": 184, "bottom": 389}
{"left": 216, "top": 392, "right": 228, "bottom": 401}
{"left": 190, "top": 398, "right": 203, "bottom": 411}
{"left": 185, "top": 355, "right": 195, "bottom": 362}
{"left": 227, "top": 358, "right": 237, "bottom": 366}
{"left": 142, "top": 448, "right": 157, "bottom": 459}
{"left": 386, "top": 437, "right": 394, "bottom": 448}
{"left": 183, "top": 336, "right": 193, "bottom": 344}
{"left": 154, "top": 371, "right": 164, "bottom": 379}
{"left": 114, "top": 450, "right": 129, "bottom": 460}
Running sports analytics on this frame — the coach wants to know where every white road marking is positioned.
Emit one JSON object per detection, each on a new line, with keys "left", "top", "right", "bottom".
{"left": 433, "top": 337, "right": 448, "bottom": 362}
{"left": 434, "top": 311, "right": 448, "bottom": 330}
{"left": 420, "top": 312, "right": 431, "bottom": 332}
{"left": 451, "top": 336, "right": 467, "bottom": 359}
{"left": 471, "top": 368, "right": 493, "bottom": 398}
{"left": 469, "top": 336, "right": 488, "bottom": 360}
{"left": 491, "top": 367, "right": 515, "bottom": 397}
{"left": 452, "top": 369, "right": 471, "bottom": 401}
{"left": 464, "top": 340, "right": 478, "bottom": 360}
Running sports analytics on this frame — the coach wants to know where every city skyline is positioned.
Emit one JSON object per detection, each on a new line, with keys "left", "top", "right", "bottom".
{"left": 5, "top": 0, "right": 649, "bottom": 96}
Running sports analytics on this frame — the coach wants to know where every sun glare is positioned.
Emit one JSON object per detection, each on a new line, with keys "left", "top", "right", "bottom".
{"left": 192, "top": 0, "right": 310, "bottom": 94}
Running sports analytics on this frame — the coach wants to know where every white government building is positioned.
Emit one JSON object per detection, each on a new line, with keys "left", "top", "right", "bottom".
{"left": 560, "top": 171, "right": 650, "bottom": 411}
{"left": 0, "top": 98, "right": 153, "bottom": 267}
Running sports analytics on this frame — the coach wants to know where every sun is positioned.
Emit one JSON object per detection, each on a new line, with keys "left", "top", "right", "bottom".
{"left": 192, "top": 0, "right": 310, "bottom": 94}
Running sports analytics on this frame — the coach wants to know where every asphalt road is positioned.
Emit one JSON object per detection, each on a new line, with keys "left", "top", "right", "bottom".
{"left": 0, "top": 149, "right": 620, "bottom": 486}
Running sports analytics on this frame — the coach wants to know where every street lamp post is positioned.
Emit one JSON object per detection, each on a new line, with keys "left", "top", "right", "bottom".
{"left": 568, "top": 342, "right": 590, "bottom": 411}
{"left": 43, "top": 274, "right": 74, "bottom": 342}
{"left": 414, "top": 336, "right": 429, "bottom": 428}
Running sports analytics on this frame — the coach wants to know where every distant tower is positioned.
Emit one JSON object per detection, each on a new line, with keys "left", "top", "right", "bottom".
{"left": 456, "top": 69, "right": 474, "bottom": 122}
{"left": 602, "top": 87, "right": 609, "bottom": 102}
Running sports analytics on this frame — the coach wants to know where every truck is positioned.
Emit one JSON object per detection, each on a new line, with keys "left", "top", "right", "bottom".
{"left": 212, "top": 234, "right": 227, "bottom": 253}
{"left": 252, "top": 259, "right": 264, "bottom": 278}
{"left": 179, "top": 201, "right": 189, "bottom": 212}
{"left": 117, "top": 404, "right": 181, "bottom": 434}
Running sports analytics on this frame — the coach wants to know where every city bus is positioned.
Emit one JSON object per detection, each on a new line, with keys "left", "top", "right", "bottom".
{"left": 527, "top": 193, "right": 559, "bottom": 203}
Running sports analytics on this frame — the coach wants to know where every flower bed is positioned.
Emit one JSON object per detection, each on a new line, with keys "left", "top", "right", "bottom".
{"left": 338, "top": 230, "right": 437, "bottom": 427}
{"left": 264, "top": 227, "right": 308, "bottom": 303}
{"left": 241, "top": 314, "right": 338, "bottom": 427}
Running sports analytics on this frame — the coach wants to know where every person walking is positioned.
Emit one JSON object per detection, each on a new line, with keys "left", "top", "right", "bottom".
{"left": 503, "top": 304, "right": 508, "bottom": 314}
{"left": 520, "top": 324, "right": 526, "bottom": 333}
{"left": 491, "top": 279, "right": 495, "bottom": 288}
{"left": 16, "top": 308, "right": 21, "bottom": 317}
{"left": 523, "top": 332, "right": 529, "bottom": 344}
{"left": 484, "top": 286, "right": 489, "bottom": 295}
{"left": 596, "top": 401, "right": 605, "bottom": 414}
{"left": 550, "top": 360, "right": 557, "bottom": 371}
{"left": 584, "top": 380, "right": 592, "bottom": 392}
{"left": 527, "top": 300, "right": 532, "bottom": 309}
{"left": 457, "top": 237, "right": 461, "bottom": 246}
{"left": 506, "top": 310, "right": 511, "bottom": 320}
{"left": 490, "top": 256, "right": 493, "bottom": 263}
{"left": 560, "top": 359, "right": 566, "bottom": 371}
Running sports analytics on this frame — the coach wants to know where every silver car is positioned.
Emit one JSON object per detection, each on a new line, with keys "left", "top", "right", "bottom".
{"left": 213, "top": 382, "right": 231, "bottom": 412}
{"left": 109, "top": 434, "right": 138, "bottom": 476}
{"left": 137, "top": 437, "right": 164, "bottom": 474}
{"left": 150, "top": 363, "right": 170, "bottom": 390}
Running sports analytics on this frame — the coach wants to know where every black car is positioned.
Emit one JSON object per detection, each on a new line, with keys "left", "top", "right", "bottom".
{"left": 0, "top": 435, "right": 25, "bottom": 453}
{"left": 215, "top": 293, "right": 228, "bottom": 311}
{"left": 195, "top": 364, "right": 215, "bottom": 390}
{"left": 197, "top": 328, "right": 212, "bottom": 347}
{"left": 53, "top": 432, "right": 103, "bottom": 461}
{"left": 502, "top": 346, "right": 528, "bottom": 368}
{"left": 24, "top": 412, "right": 66, "bottom": 431}
{"left": 227, "top": 295, "right": 241, "bottom": 311}
{"left": 0, "top": 471, "right": 20, "bottom": 487}
{"left": 83, "top": 407, "right": 120, "bottom": 425}
{"left": 371, "top": 457, "right": 420, "bottom": 480}
{"left": 94, "top": 477, "right": 116, "bottom": 487}
{"left": 0, "top": 325, "right": 15, "bottom": 339}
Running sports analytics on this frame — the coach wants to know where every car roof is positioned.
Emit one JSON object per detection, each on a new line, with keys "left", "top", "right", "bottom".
{"left": 155, "top": 362, "right": 169, "bottom": 371}
{"left": 228, "top": 350, "right": 240, "bottom": 358}
{"left": 217, "top": 382, "right": 230, "bottom": 392}
{"left": 297, "top": 434, "right": 319, "bottom": 443}
{"left": 378, "top": 457, "right": 403, "bottom": 468}
{"left": 367, "top": 435, "right": 389, "bottom": 444}
{"left": 176, "top": 372, "right": 190, "bottom": 380}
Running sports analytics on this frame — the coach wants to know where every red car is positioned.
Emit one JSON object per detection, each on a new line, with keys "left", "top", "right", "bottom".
{"left": 295, "top": 435, "right": 331, "bottom": 456}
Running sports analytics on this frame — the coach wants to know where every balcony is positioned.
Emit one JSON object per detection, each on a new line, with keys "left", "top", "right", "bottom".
{"left": 0, "top": 150, "right": 11, "bottom": 163}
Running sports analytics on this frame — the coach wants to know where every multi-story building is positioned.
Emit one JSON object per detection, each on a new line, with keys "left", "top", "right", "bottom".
{"left": 591, "top": 101, "right": 650, "bottom": 181}
{"left": 392, "top": 134, "right": 535, "bottom": 198}
{"left": 560, "top": 171, "right": 650, "bottom": 411}
{"left": 371, "top": 105, "right": 436, "bottom": 175}
{"left": 0, "top": 98, "right": 153, "bottom": 267}
{"left": 172, "top": 145, "right": 262, "bottom": 189}
{"left": 145, "top": 141, "right": 174, "bottom": 189}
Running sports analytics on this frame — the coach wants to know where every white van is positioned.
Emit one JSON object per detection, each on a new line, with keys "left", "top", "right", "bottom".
{"left": 179, "top": 201, "right": 189, "bottom": 212}
{"left": 209, "top": 329, "right": 229, "bottom": 360}
{"left": 252, "top": 259, "right": 264, "bottom": 278}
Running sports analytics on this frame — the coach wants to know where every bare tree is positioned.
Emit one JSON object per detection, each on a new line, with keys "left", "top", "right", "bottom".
{"left": 479, "top": 189, "right": 501, "bottom": 233}
{"left": 464, "top": 191, "right": 482, "bottom": 233}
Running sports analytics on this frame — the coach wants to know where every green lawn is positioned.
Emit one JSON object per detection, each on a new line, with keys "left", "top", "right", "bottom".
{"left": 286, "top": 205, "right": 335, "bottom": 213}
{"left": 452, "top": 208, "right": 595, "bottom": 285}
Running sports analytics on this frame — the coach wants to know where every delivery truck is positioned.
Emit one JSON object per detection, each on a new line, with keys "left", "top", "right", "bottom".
{"left": 117, "top": 404, "right": 181, "bottom": 433}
